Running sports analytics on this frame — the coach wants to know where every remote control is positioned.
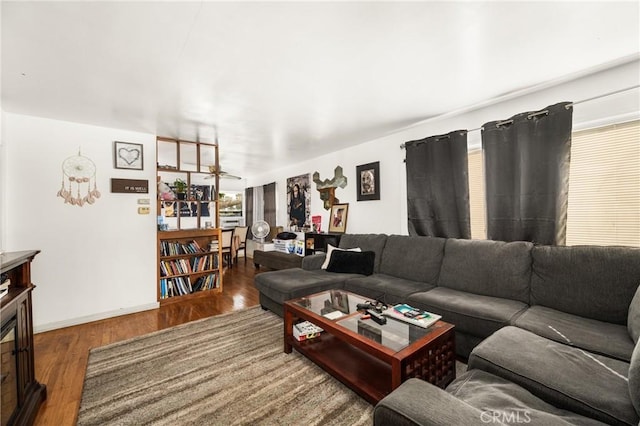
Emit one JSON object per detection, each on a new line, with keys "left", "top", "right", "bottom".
{"left": 356, "top": 303, "right": 374, "bottom": 311}
{"left": 367, "top": 309, "right": 387, "bottom": 325}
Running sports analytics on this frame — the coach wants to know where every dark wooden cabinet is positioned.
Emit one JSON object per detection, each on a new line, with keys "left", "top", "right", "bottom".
{"left": 304, "top": 232, "right": 342, "bottom": 256}
{"left": 0, "top": 251, "right": 46, "bottom": 426}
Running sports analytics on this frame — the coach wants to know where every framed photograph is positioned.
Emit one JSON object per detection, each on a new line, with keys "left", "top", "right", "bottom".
{"left": 328, "top": 203, "right": 349, "bottom": 233}
{"left": 356, "top": 161, "right": 380, "bottom": 201}
{"left": 114, "top": 141, "right": 144, "bottom": 170}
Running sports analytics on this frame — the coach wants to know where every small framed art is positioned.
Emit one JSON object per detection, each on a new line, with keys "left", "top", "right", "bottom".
{"left": 356, "top": 161, "right": 380, "bottom": 201}
{"left": 114, "top": 141, "right": 144, "bottom": 170}
{"left": 328, "top": 203, "right": 349, "bottom": 233}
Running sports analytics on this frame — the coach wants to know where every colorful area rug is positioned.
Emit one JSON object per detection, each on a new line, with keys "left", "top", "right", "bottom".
{"left": 77, "top": 307, "right": 373, "bottom": 425}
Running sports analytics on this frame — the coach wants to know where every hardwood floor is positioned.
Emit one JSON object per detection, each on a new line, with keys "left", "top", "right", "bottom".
{"left": 32, "top": 260, "right": 263, "bottom": 426}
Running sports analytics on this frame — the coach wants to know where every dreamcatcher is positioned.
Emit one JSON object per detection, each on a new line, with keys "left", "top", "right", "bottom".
{"left": 56, "top": 150, "right": 101, "bottom": 207}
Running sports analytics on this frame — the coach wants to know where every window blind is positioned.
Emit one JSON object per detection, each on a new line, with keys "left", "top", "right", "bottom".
{"left": 468, "top": 149, "right": 486, "bottom": 240}
{"left": 566, "top": 120, "right": 640, "bottom": 246}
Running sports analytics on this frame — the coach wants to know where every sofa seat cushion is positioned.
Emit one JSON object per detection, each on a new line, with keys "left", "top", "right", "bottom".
{"left": 514, "top": 305, "right": 635, "bottom": 362}
{"left": 344, "top": 274, "right": 435, "bottom": 306}
{"left": 407, "top": 287, "right": 528, "bottom": 338}
{"left": 469, "top": 326, "right": 638, "bottom": 425}
{"left": 448, "top": 369, "right": 608, "bottom": 426}
{"left": 254, "top": 268, "right": 356, "bottom": 304}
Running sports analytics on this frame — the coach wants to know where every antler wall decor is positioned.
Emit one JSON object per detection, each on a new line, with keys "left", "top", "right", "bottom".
{"left": 313, "top": 166, "right": 347, "bottom": 210}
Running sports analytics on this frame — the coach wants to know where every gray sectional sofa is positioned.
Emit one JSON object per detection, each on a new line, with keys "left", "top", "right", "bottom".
{"left": 254, "top": 233, "right": 640, "bottom": 425}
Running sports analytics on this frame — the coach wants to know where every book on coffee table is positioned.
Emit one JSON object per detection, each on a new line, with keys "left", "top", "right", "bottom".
{"left": 382, "top": 304, "right": 441, "bottom": 329}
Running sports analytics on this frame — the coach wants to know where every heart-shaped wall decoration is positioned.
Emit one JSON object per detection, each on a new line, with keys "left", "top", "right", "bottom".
{"left": 118, "top": 148, "right": 140, "bottom": 165}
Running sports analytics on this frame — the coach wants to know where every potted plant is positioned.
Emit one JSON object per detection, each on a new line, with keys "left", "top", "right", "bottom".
{"left": 173, "top": 178, "right": 187, "bottom": 200}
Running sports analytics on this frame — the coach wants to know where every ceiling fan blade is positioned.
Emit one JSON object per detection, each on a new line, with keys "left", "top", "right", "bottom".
{"left": 220, "top": 172, "right": 242, "bottom": 180}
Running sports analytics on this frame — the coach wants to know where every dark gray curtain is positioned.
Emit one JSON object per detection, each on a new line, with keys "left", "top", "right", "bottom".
{"left": 405, "top": 130, "right": 471, "bottom": 238}
{"left": 245, "top": 187, "right": 254, "bottom": 238}
{"left": 482, "top": 102, "right": 573, "bottom": 245}
{"left": 263, "top": 182, "right": 276, "bottom": 228}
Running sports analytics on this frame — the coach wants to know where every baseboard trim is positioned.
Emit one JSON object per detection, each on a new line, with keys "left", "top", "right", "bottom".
{"left": 34, "top": 302, "right": 160, "bottom": 334}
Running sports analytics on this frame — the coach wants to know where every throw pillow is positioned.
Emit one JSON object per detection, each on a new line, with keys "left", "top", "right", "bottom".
{"left": 326, "top": 250, "right": 375, "bottom": 276}
{"left": 320, "top": 244, "right": 361, "bottom": 269}
{"left": 628, "top": 283, "right": 640, "bottom": 344}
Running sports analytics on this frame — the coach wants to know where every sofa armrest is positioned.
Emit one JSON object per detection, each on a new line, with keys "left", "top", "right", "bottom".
{"left": 302, "top": 253, "right": 326, "bottom": 270}
{"left": 374, "top": 379, "right": 499, "bottom": 426}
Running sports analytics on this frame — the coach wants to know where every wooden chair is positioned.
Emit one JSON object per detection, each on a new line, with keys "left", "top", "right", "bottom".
{"left": 220, "top": 229, "right": 234, "bottom": 269}
{"left": 234, "top": 226, "right": 249, "bottom": 263}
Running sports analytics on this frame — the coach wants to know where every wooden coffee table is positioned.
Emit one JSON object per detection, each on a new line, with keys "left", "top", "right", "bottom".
{"left": 283, "top": 289, "right": 455, "bottom": 404}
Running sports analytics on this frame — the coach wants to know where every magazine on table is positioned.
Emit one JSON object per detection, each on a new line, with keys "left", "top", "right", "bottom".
{"left": 382, "top": 304, "right": 441, "bottom": 328}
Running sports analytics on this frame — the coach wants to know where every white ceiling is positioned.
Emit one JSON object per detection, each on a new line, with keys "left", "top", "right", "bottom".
{"left": 2, "top": 1, "right": 639, "bottom": 178}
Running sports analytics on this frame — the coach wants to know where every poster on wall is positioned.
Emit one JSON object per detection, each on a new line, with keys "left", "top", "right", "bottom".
{"left": 287, "top": 173, "right": 311, "bottom": 230}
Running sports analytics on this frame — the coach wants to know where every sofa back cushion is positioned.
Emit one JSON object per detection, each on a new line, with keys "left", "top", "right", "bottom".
{"left": 379, "top": 235, "right": 445, "bottom": 284}
{"left": 437, "top": 238, "right": 533, "bottom": 303}
{"left": 339, "top": 234, "right": 388, "bottom": 273}
{"left": 530, "top": 245, "right": 640, "bottom": 324}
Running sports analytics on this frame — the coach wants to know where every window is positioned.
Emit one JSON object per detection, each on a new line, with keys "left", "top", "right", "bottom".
{"left": 565, "top": 120, "right": 639, "bottom": 246}
{"left": 468, "top": 149, "right": 486, "bottom": 239}
{"left": 467, "top": 120, "right": 639, "bottom": 246}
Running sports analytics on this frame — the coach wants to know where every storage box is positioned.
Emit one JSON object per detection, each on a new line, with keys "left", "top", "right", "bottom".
{"left": 273, "top": 239, "right": 305, "bottom": 256}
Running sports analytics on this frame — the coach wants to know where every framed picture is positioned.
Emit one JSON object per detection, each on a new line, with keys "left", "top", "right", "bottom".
{"left": 287, "top": 173, "right": 311, "bottom": 230}
{"left": 356, "top": 161, "right": 380, "bottom": 201}
{"left": 114, "top": 141, "right": 144, "bottom": 170}
{"left": 328, "top": 203, "right": 349, "bottom": 233}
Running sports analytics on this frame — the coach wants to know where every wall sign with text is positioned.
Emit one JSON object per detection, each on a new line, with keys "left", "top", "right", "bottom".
{"left": 111, "top": 178, "right": 149, "bottom": 194}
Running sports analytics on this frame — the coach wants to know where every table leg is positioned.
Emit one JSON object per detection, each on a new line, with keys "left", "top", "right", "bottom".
{"left": 391, "top": 357, "right": 402, "bottom": 390}
{"left": 283, "top": 307, "right": 293, "bottom": 354}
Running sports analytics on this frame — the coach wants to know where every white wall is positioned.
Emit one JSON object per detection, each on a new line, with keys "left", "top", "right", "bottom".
{"left": 4, "top": 114, "right": 158, "bottom": 331}
{"left": 247, "top": 59, "right": 640, "bottom": 236}
{"left": 3, "top": 59, "right": 638, "bottom": 331}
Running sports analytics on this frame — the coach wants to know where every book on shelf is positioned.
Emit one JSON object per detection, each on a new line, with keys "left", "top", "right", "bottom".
{"left": 293, "top": 321, "right": 324, "bottom": 341}
{"left": 160, "top": 240, "right": 208, "bottom": 257}
{"left": 192, "top": 273, "right": 218, "bottom": 292}
{"left": 382, "top": 304, "right": 441, "bottom": 329}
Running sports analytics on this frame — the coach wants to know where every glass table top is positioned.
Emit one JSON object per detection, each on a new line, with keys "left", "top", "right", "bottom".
{"left": 292, "top": 290, "right": 437, "bottom": 352}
